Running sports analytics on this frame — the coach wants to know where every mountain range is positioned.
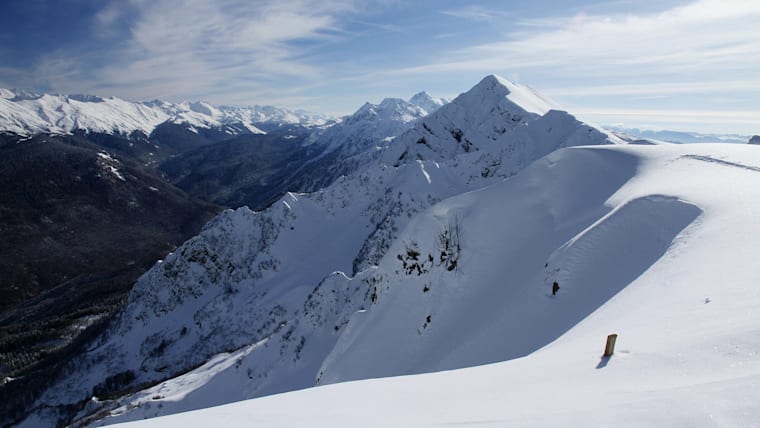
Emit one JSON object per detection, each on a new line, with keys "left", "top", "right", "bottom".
{"left": 3, "top": 75, "right": 759, "bottom": 427}
{"left": 10, "top": 75, "right": 631, "bottom": 426}
{"left": 0, "top": 89, "right": 331, "bottom": 137}
{"left": 0, "top": 84, "right": 447, "bottom": 426}
{"left": 606, "top": 125, "right": 751, "bottom": 145}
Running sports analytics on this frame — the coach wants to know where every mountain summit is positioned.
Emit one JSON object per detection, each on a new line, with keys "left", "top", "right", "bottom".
{"left": 408, "top": 91, "right": 448, "bottom": 113}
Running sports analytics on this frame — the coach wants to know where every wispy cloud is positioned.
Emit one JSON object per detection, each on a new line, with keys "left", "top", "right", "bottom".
{"left": 30, "top": 0, "right": 367, "bottom": 106}
{"left": 440, "top": 5, "right": 512, "bottom": 22}
{"left": 3, "top": 0, "right": 758, "bottom": 133}
{"left": 93, "top": 2, "right": 124, "bottom": 38}
{"left": 543, "top": 79, "right": 760, "bottom": 98}
{"left": 350, "top": 19, "right": 406, "bottom": 33}
{"left": 396, "top": 0, "right": 760, "bottom": 91}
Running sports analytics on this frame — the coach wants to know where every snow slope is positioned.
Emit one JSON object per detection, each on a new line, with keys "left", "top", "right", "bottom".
{"left": 0, "top": 89, "right": 331, "bottom": 137}
{"left": 112, "top": 142, "right": 760, "bottom": 427}
{"left": 19, "top": 75, "right": 626, "bottom": 427}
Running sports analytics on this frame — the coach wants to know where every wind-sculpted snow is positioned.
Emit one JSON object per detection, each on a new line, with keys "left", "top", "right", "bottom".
{"left": 23, "top": 75, "right": 629, "bottom": 427}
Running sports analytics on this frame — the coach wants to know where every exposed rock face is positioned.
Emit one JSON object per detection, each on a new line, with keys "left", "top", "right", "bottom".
{"left": 749, "top": 135, "right": 760, "bottom": 145}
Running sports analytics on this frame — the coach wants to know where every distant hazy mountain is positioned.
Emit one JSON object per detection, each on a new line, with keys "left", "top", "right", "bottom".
{"left": 606, "top": 125, "right": 749, "bottom": 144}
{"left": 0, "top": 88, "right": 331, "bottom": 137}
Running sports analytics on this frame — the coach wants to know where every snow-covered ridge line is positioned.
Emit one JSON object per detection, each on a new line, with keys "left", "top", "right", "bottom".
{"left": 0, "top": 88, "right": 333, "bottom": 137}
{"left": 20, "top": 74, "right": 628, "bottom": 427}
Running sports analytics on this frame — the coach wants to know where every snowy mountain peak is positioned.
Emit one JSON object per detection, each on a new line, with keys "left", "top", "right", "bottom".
{"left": 185, "top": 101, "right": 220, "bottom": 117}
{"left": 68, "top": 93, "right": 106, "bottom": 103}
{"left": 409, "top": 91, "right": 448, "bottom": 113}
{"left": 377, "top": 97, "right": 411, "bottom": 109}
{"left": 469, "top": 74, "right": 558, "bottom": 116}
{"left": 352, "top": 98, "right": 409, "bottom": 117}
{"left": 354, "top": 101, "right": 375, "bottom": 116}
{"left": 351, "top": 96, "right": 440, "bottom": 121}
{"left": 387, "top": 74, "right": 586, "bottom": 164}
{"left": 2, "top": 88, "right": 41, "bottom": 101}
{"left": 307, "top": 93, "right": 446, "bottom": 158}
{"left": 0, "top": 88, "right": 16, "bottom": 99}
{"left": 351, "top": 91, "right": 448, "bottom": 122}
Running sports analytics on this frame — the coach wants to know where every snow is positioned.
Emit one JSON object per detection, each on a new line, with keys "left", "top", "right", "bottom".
{"left": 20, "top": 74, "right": 627, "bottom": 427}
{"left": 110, "top": 143, "right": 760, "bottom": 428}
{"left": 22, "top": 74, "right": 760, "bottom": 428}
{"left": 0, "top": 88, "right": 15, "bottom": 99}
{"left": 488, "top": 74, "right": 558, "bottom": 115}
{"left": 97, "top": 152, "right": 126, "bottom": 181}
{"left": 0, "top": 88, "right": 330, "bottom": 137}
{"left": 303, "top": 91, "right": 447, "bottom": 159}
{"left": 408, "top": 91, "right": 449, "bottom": 113}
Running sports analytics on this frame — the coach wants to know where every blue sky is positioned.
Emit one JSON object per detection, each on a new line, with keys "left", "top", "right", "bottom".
{"left": 0, "top": 0, "right": 758, "bottom": 134}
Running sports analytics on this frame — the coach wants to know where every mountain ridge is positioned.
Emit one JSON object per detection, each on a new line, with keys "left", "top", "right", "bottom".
{"left": 13, "top": 74, "right": 632, "bottom": 427}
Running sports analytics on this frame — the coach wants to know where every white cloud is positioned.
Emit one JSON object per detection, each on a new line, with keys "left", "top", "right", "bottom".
{"left": 93, "top": 2, "right": 123, "bottom": 36}
{"left": 396, "top": 0, "right": 760, "bottom": 83}
{"left": 440, "top": 5, "right": 512, "bottom": 22}
{"left": 13, "top": 0, "right": 760, "bottom": 133}
{"left": 371, "top": 0, "right": 760, "bottom": 133}
{"left": 31, "top": 0, "right": 368, "bottom": 106}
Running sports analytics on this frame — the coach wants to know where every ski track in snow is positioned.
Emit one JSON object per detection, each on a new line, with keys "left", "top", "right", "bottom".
{"left": 680, "top": 154, "right": 760, "bottom": 173}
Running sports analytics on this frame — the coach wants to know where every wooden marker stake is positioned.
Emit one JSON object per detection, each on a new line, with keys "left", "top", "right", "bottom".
{"left": 603, "top": 334, "right": 618, "bottom": 357}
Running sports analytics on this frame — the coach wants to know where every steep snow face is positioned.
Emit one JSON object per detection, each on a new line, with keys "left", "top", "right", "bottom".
{"left": 24, "top": 75, "right": 624, "bottom": 427}
{"left": 318, "top": 145, "right": 702, "bottom": 382}
{"left": 0, "top": 89, "right": 331, "bottom": 137}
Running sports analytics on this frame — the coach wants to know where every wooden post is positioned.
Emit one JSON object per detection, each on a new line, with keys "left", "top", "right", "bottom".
{"left": 603, "top": 334, "right": 618, "bottom": 357}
